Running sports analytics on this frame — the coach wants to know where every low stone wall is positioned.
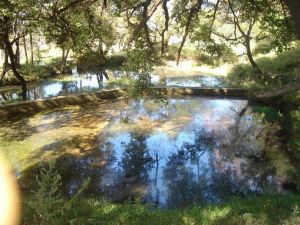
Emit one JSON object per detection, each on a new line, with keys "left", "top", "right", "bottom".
{"left": 0, "top": 89, "right": 124, "bottom": 116}
{"left": 0, "top": 87, "right": 248, "bottom": 116}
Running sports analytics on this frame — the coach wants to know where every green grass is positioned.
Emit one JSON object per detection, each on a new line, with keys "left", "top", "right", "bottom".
{"left": 22, "top": 194, "right": 300, "bottom": 225}
{"left": 0, "top": 58, "right": 69, "bottom": 86}
{"left": 227, "top": 46, "right": 300, "bottom": 89}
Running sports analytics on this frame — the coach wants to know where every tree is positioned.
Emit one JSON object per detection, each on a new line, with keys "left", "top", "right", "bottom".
{"left": 0, "top": 0, "right": 31, "bottom": 99}
{"left": 282, "top": 0, "right": 300, "bottom": 39}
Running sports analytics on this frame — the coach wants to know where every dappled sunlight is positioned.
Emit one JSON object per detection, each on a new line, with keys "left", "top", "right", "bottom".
{"left": 0, "top": 100, "right": 126, "bottom": 173}
{"left": 201, "top": 206, "right": 231, "bottom": 223}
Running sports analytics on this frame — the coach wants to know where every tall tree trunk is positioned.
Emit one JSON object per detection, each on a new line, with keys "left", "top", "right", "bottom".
{"left": 0, "top": 49, "right": 8, "bottom": 85}
{"left": 144, "top": 24, "right": 154, "bottom": 53}
{"left": 283, "top": 0, "right": 300, "bottom": 39}
{"left": 176, "top": 25, "right": 189, "bottom": 66}
{"left": 5, "top": 38, "right": 27, "bottom": 100}
{"left": 244, "top": 37, "right": 263, "bottom": 79}
{"left": 15, "top": 39, "right": 20, "bottom": 68}
{"left": 0, "top": 92, "right": 8, "bottom": 101}
{"left": 23, "top": 36, "right": 28, "bottom": 64}
{"left": 161, "top": 0, "right": 169, "bottom": 56}
{"left": 2, "top": 16, "right": 27, "bottom": 100}
{"left": 176, "top": 0, "right": 203, "bottom": 65}
{"left": 30, "top": 33, "right": 34, "bottom": 64}
{"left": 60, "top": 48, "right": 69, "bottom": 74}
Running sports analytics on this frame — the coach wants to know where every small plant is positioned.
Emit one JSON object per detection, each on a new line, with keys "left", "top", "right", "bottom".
{"left": 25, "top": 161, "right": 91, "bottom": 225}
{"left": 26, "top": 160, "right": 64, "bottom": 225}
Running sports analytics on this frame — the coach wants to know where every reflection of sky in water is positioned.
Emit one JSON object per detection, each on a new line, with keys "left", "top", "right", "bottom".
{"left": 0, "top": 70, "right": 230, "bottom": 104}
{"left": 0, "top": 71, "right": 110, "bottom": 103}
{"left": 43, "top": 83, "right": 63, "bottom": 97}
{"left": 93, "top": 98, "right": 285, "bottom": 207}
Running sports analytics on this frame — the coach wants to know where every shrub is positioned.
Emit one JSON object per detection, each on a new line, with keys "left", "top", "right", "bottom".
{"left": 103, "top": 54, "right": 126, "bottom": 68}
{"left": 76, "top": 51, "right": 106, "bottom": 71}
{"left": 25, "top": 161, "right": 64, "bottom": 225}
{"left": 24, "top": 161, "right": 91, "bottom": 225}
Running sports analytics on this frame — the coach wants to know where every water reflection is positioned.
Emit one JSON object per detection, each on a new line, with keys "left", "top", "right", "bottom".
{"left": 91, "top": 98, "right": 284, "bottom": 207}
{"left": 0, "top": 70, "right": 111, "bottom": 103}
{"left": 2, "top": 97, "right": 287, "bottom": 207}
{"left": 34, "top": 97, "right": 282, "bottom": 208}
{"left": 165, "top": 75, "right": 228, "bottom": 88}
{"left": 0, "top": 69, "right": 228, "bottom": 104}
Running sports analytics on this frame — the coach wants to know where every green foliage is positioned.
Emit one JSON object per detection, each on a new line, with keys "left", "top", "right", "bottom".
{"left": 21, "top": 64, "right": 56, "bottom": 79}
{"left": 24, "top": 161, "right": 91, "bottom": 225}
{"left": 107, "top": 76, "right": 135, "bottom": 87}
{"left": 259, "top": 1, "right": 297, "bottom": 53}
{"left": 77, "top": 53, "right": 126, "bottom": 71}
{"left": 25, "top": 161, "right": 64, "bottom": 225}
{"left": 227, "top": 46, "right": 300, "bottom": 89}
{"left": 76, "top": 51, "right": 106, "bottom": 71}
{"left": 23, "top": 194, "right": 300, "bottom": 225}
{"left": 254, "top": 41, "right": 274, "bottom": 55}
{"left": 103, "top": 55, "right": 126, "bottom": 68}
{"left": 252, "top": 106, "right": 283, "bottom": 123}
{"left": 122, "top": 49, "right": 156, "bottom": 99}
{"left": 1, "top": 63, "right": 58, "bottom": 85}
{"left": 288, "top": 109, "right": 300, "bottom": 155}
{"left": 166, "top": 45, "right": 237, "bottom": 66}
{"left": 123, "top": 49, "right": 157, "bottom": 74}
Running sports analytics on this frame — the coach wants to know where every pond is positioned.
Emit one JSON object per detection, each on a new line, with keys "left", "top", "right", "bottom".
{"left": 0, "top": 96, "right": 291, "bottom": 208}
{"left": 0, "top": 69, "right": 229, "bottom": 104}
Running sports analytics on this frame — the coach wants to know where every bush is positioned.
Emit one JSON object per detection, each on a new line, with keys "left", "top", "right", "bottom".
{"left": 25, "top": 161, "right": 65, "bottom": 225}
{"left": 23, "top": 161, "right": 90, "bottom": 225}
{"left": 103, "top": 54, "right": 126, "bottom": 68}
{"left": 21, "top": 64, "right": 57, "bottom": 79}
{"left": 76, "top": 51, "right": 106, "bottom": 71}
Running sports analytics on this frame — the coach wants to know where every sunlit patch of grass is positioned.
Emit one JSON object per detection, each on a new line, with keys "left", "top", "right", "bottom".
{"left": 201, "top": 206, "right": 231, "bottom": 223}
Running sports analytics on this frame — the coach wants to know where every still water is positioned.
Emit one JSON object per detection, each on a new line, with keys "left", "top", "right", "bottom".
{"left": 0, "top": 69, "right": 228, "bottom": 104}
{"left": 0, "top": 97, "right": 288, "bottom": 208}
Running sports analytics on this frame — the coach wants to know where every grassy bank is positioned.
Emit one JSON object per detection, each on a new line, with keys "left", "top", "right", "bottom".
{"left": 0, "top": 57, "right": 70, "bottom": 86}
{"left": 227, "top": 47, "right": 300, "bottom": 89}
{"left": 23, "top": 194, "right": 300, "bottom": 225}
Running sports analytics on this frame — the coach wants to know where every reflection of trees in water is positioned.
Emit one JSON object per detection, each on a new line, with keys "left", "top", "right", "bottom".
{"left": 161, "top": 126, "right": 268, "bottom": 206}
{"left": 161, "top": 129, "right": 216, "bottom": 207}
{"left": 120, "top": 132, "right": 154, "bottom": 183}
{"left": 61, "top": 81, "right": 79, "bottom": 93}
{"left": 163, "top": 150, "right": 203, "bottom": 207}
{"left": 96, "top": 70, "right": 109, "bottom": 86}
{"left": 97, "top": 131, "right": 155, "bottom": 201}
